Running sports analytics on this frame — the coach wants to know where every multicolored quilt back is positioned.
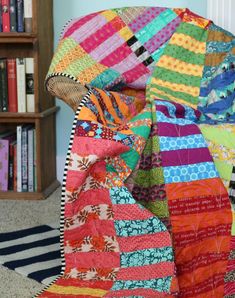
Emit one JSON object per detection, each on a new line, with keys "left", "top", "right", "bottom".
{"left": 39, "top": 7, "right": 235, "bottom": 298}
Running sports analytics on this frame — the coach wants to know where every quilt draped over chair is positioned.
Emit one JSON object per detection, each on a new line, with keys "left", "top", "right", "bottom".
{"left": 37, "top": 7, "right": 235, "bottom": 298}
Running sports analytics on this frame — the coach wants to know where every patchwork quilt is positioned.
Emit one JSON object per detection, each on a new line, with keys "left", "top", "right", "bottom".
{"left": 38, "top": 7, "right": 235, "bottom": 298}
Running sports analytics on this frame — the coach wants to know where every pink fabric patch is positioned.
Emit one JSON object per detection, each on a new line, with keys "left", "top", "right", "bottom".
{"left": 104, "top": 288, "right": 168, "bottom": 297}
{"left": 117, "top": 232, "right": 172, "bottom": 252}
{"left": 66, "top": 252, "right": 120, "bottom": 268}
{"left": 123, "top": 63, "right": 150, "bottom": 84}
{"left": 72, "top": 137, "right": 129, "bottom": 158}
{"left": 64, "top": 220, "right": 116, "bottom": 239}
{"left": 100, "top": 43, "right": 132, "bottom": 67}
{"left": 113, "top": 204, "right": 153, "bottom": 221}
{"left": 63, "top": 12, "right": 99, "bottom": 39}
{"left": 116, "top": 262, "right": 175, "bottom": 280}
{"left": 65, "top": 189, "right": 111, "bottom": 216}
{"left": 80, "top": 22, "right": 117, "bottom": 53}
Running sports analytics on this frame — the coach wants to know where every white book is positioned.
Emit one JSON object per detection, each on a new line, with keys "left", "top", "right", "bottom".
{"left": 24, "top": 0, "right": 33, "bottom": 33}
{"left": 17, "top": 126, "right": 22, "bottom": 192}
{"left": 25, "top": 58, "right": 35, "bottom": 112}
{"left": 16, "top": 58, "right": 26, "bottom": 113}
{"left": 28, "top": 128, "right": 34, "bottom": 192}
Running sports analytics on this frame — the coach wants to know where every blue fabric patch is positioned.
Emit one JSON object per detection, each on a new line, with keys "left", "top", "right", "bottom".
{"left": 159, "top": 135, "right": 207, "bottom": 151}
{"left": 163, "top": 162, "right": 218, "bottom": 183}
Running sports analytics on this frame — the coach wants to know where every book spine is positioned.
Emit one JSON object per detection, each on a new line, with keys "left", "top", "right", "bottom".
{"left": 7, "top": 58, "right": 18, "bottom": 112}
{"left": 9, "top": 0, "right": 16, "bottom": 32}
{"left": 8, "top": 141, "right": 14, "bottom": 190}
{"left": 21, "top": 126, "right": 28, "bottom": 192}
{"left": 0, "top": 58, "right": 8, "bottom": 112}
{"left": 33, "top": 128, "right": 37, "bottom": 191}
{"left": 25, "top": 58, "right": 35, "bottom": 112}
{"left": 16, "top": 125, "right": 22, "bottom": 192}
{"left": 16, "top": 0, "right": 23, "bottom": 32}
{"left": 2, "top": 0, "right": 10, "bottom": 32}
{"left": 0, "top": 139, "right": 9, "bottom": 191}
{"left": 0, "top": 0, "right": 2, "bottom": 32}
{"left": 28, "top": 128, "right": 34, "bottom": 192}
{"left": 23, "top": 0, "right": 32, "bottom": 33}
{"left": 16, "top": 58, "right": 26, "bottom": 113}
{"left": 13, "top": 142, "right": 17, "bottom": 191}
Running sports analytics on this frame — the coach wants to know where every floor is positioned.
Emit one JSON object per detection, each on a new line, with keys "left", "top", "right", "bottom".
{"left": 0, "top": 187, "right": 62, "bottom": 298}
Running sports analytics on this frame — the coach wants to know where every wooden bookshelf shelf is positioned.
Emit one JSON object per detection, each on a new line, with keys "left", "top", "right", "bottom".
{"left": 0, "top": 106, "right": 59, "bottom": 122}
{"left": 0, "top": 0, "right": 59, "bottom": 200}
{"left": 0, "top": 33, "right": 37, "bottom": 43}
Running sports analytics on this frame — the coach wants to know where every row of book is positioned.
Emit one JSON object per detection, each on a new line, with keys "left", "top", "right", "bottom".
{"left": 0, "top": 126, "right": 37, "bottom": 192}
{"left": 0, "top": 0, "right": 32, "bottom": 33}
{"left": 0, "top": 57, "right": 35, "bottom": 112}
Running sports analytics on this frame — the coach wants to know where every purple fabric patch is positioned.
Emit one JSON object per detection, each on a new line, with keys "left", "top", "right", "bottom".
{"left": 161, "top": 148, "right": 213, "bottom": 167}
{"left": 144, "top": 16, "right": 181, "bottom": 54}
{"left": 129, "top": 7, "right": 166, "bottom": 33}
{"left": 157, "top": 123, "right": 199, "bottom": 137}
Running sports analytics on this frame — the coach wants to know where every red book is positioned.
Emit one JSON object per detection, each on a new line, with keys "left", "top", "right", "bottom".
{"left": 7, "top": 59, "right": 18, "bottom": 112}
{"left": 2, "top": 0, "right": 10, "bottom": 32}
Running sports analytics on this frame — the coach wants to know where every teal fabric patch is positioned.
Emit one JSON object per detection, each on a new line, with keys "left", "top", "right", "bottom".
{"left": 111, "top": 276, "right": 172, "bottom": 292}
{"left": 90, "top": 69, "right": 120, "bottom": 89}
{"left": 120, "top": 246, "right": 173, "bottom": 267}
{"left": 114, "top": 217, "right": 167, "bottom": 237}
{"left": 120, "top": 149, "right": 139, "bottom": 170}
{"left": 110, "top": 187, "right": 136, "bottom": 205}
{"left": 136, "top": 9, "right": 177, "bottom": 44}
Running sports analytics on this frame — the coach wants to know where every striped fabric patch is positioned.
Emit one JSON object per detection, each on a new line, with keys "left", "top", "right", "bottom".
{"left": 0, "top": 224, "right": 61, "bottom": 285}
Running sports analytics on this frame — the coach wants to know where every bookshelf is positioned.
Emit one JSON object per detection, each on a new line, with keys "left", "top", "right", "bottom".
{"left": 0, "top": 0, "right": 60, "bottom": 200}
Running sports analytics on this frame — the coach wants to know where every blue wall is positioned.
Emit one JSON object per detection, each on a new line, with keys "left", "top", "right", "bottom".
{"left": 54, "top": 0, "right": 207, "bottom": 182}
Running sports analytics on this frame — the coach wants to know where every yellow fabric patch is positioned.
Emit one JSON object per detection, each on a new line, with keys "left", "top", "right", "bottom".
{"left": 150, "top": 87, "right": 197, "bottom": 109}
{"left": 78, "top": 63, "right": 108, "bottom": 85}
{"left": 152, "top": 78, "right": 199, "bottom": 97}
{"left": 47, "top": 285, "right": 108, "bottom": 296}
{"left": 170, "top": 33, "right": 206, "bottom": 54}
{"left": 158, "top": 55, "right": 203, "bottom": 77}
{"left": 101, "top": 10, "right": 117, "bottom": 21}
{"left": 119, "top": 26, "right": 133, "bottom": 41}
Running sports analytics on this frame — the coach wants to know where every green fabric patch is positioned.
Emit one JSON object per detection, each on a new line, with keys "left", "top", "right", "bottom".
{"left": 140, "top": 200, "right": 169, "bottom": 218}
{"left": 131, "top": 126, "right": 151, "bottom": 139}
{"left": 214, "top": 160, "right": 233, "bottom": 181}
{"left": 135, "top": 168, "right": 165, "bottom": 187}
{"left": 144, "top": 136, "right": 160, "bottom": 155}
{"left": 120, "top": 149, "right": 139, "bottom": 171}
{"left": 153, "top": 84, "right": 199, "bottom": 104}
{"left": 200, "top": 126, "right": 235, "bottom": 150}
{"left": 176, "top": 22, "right": 208, "bottom": 42}
{"left": 154, "top": 66, "right": 202, "bottom": 87}
{"left": 164, "top": 44, "right": 205, "bottom": 65}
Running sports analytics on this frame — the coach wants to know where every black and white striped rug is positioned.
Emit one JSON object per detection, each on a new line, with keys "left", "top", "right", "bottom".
{"left": 0, "top": 224, "right": 61, "bottom": 285}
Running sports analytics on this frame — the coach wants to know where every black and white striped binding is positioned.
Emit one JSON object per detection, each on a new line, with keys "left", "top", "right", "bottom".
{"left": 34, "top": 89, "right": 93, "bottom": 298}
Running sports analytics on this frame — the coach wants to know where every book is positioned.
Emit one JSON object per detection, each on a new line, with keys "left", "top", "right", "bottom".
{"left": 7, "top": 58, "right": 18, "bottom": 112}
{"left": 33, "top": 128, "right": 37, "bottom": 191}
{"left": 2, "top": 0, "right": 10, "bottom": 32}
{"left": 16, "top": 125, "right": 22, "bottom": 192}
{"left": 22, "top": 125, "right": 32, "bottom": 191}
{"left": 25, "top": 58, "right": 35, "bottom": 112}
{"left": 9, "top": 0, "right": 16, "bottom": 32}
{"left": 16, "top": 0, "right": 23, "bottom": 32}
{"left": 0, "top": 139, "right": 9, "bottom": 191}
{"left": 13, "top": 141, "right": 17, "bottom": 191}
{"left": 28, "top": 128, "right": 34, "bottom": 192}
{"left": 0, "top": 58, "right": 8, "bottom": 112}
{"left": 16, "top": 58, "right": 26, "bottom": 112}
{"left": 8, "top": 140, "right": 16, "bottom": 190}
{"left": 0, "top": 130, "right": 15, "bottom": 191}
{"left": 23, "top": 0, "right": 32, "bottom": 33}
{"left": 0, "top": 0, "right": 2, "bottom": 32}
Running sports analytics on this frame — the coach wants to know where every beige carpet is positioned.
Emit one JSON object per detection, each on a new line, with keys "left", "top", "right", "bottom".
{"left": 0, "top": 187, "right": 61, "bottom": 298}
